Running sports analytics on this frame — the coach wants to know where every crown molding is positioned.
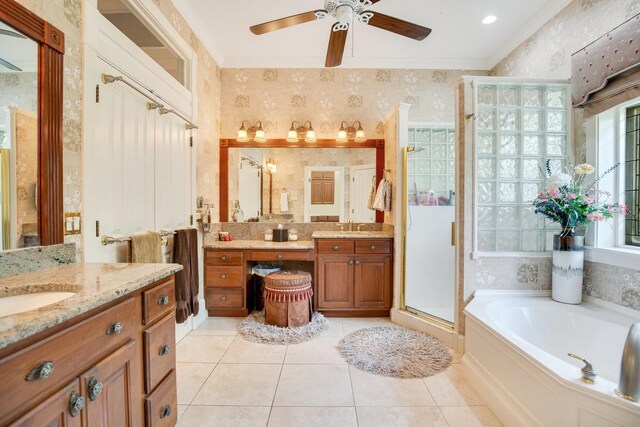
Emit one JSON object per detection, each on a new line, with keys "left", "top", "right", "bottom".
{"left": 222, "top": 55, "right": 491, "bottom": 70}
{"left": 170, "top": 0, "right": 225, "bottom": 67}
{"left": 487, "top": 0, "right": 573, "bottom": 71}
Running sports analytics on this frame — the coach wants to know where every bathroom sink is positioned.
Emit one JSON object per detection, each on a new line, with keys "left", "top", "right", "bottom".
{"left": 0, "top": 291, "right": 76, "bottom": 316}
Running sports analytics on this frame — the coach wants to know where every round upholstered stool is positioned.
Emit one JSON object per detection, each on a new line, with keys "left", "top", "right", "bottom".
{"left": 263, "top": 270, "right": 313, "bottom": 328}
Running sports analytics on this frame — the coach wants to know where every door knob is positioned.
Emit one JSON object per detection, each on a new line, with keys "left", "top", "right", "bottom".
{"left": 221, "top": 295, "right": 227, "bottom": 301}
{"left": 355, "top": 259, "right": 361, "bottom": 265}
{"left": 161, "top": 405, "right": 172, "bottom": 418}
{"left": 26, "top": 361, "right": 55, "bottom": 381}
{"left": 158, "top": 295, "right": 169, "bottom": 305}
{"left": 276, "top": 254, "right": 283, "bottom": 259}
{"left": 348, "top": 259, "right": 354, "bottom": 265}
{"left": 221, "top": 255, "right": 227, "bottom": 261}
{"left": 369, "top": 245, "right": 376, "bottom": 250}
{"left": 106, "top": 322, "right": 123, "bottom": 335}
{"left": 221, "top": 274, "right": 227, "bottom": 279}
{"left": 332, "top": 245, "right": 340, "bottom": 251}
{"left": 159, "top": 345, "right": 171, "bottom": 356}
{"left": 69, "top": 392, "right": 85, "bottom": 417}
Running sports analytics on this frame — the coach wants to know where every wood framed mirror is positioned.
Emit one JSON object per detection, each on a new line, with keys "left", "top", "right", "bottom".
{"left": 220, "top": 138, "right": 385, "bottom": 223}
{"left": 0, "top": 0, "right": 64, "bottom": 247}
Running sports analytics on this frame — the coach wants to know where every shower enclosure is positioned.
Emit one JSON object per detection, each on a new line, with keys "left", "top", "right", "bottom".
{"left": 402, "top": 125, "right": 456, "bottom": 325}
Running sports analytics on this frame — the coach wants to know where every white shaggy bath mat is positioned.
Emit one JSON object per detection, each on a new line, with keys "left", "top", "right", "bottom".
{"left": 238, "top": 311, "right": 328, "bottom": 345}
{"left": 338, "top": 326, "right": 452, "bottom": 378}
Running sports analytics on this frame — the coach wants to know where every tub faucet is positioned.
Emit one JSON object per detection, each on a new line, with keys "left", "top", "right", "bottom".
{"left": 617, "top": 322, "right": 640, "bottom": 402}
{"left": 568, "top": 353, "right": 597, "bottom": 384}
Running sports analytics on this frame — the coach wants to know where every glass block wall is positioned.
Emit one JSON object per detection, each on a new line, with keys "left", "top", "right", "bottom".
{"left": 475, "top": 83, "right": 569, "bottom": 252}
{"left": 407, "top": 126, "right": 455, "bottom": 206}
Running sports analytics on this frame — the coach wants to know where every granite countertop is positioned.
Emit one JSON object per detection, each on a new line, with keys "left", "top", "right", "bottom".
{"left": 204, "top": 240, "right": 314, "bottom": 250}
{"left": 311, "top": 231, "right": 395, "bottom": 239}
{"left": 0, "top": 263, "right": 182, "bottom": 349}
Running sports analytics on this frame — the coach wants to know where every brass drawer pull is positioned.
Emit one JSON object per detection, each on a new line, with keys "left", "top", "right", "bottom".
{"left": 158, "top": 295, "right": 170, "bottom": 305}
{"left": 332, "top": 245, "right": 340, "bottom": 251}
{"left": 26, "top": 360, "right": 55, "bottom": 381}
{"left": 106, "top": 322, "right": 123, "bottom": 335}
{"left": 355, "top": 259, "right": 361, "bottom": 265}
{"left": 69, "top": 392, "right": 85, "bottom": 417}
{"left": 348, "top": 259, "right": 354, "bottom": 265}
{"left": 276, "top": 254, "right": 284, "bottom": 259}
{"left": 159, "top": 345, "right": 171, "bottom": 356}
{"left": 221, "top": 274, "right": 228, "bottom": 279}
{"left": 221, "top": 255, "right": 227, "bottom": 261}
{"left": 88, "top": 377, "right": 103, "bottom": 401}
{"left": 370, "top": 245, "right": 376, "bottom": 250}
{"left": 220, "top": 295, "right": 227, "bottom": 301}
{"left": 161, "top": 405, "right": 172, "bottom": 419}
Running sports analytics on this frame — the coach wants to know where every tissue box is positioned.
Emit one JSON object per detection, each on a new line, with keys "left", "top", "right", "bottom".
{"left": 272, "top": 229, "right": 288, "bottom": 242}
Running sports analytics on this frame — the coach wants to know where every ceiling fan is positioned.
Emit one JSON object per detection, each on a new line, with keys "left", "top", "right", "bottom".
{"left": 250, "top": 0, "right": 432, "bottom": 67}
{"left": 0, "top": 27, "right": 27, "bottom": 71}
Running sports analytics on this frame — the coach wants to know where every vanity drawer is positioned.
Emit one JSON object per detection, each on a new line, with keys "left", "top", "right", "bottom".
{"left": 250, "top": 250, "right": 311, "bottom": 261}
{"left": 143, "top": 277, "right": 176, "bottom": 325}
{"left": 0, "top": 298, "right": 135, "bottom": 424}
{"left": 205, "top": 266, "right": 245, "bottom": 287}
{"left": 206, "top": 287, "right": 244, "bottom": 309}
{"left": 145, "top": 369, "right": 177, "bottom": 427}
{"left": 355, "top": 239, "right": 392, "bottom": 254}
{"left": 143, "top": 313, "right": 176, "bottom": 394}
{"left": 206, "top": 250, "right": 244, "bottom": 266}
{"left": 317, "top": 239, "right": 355, "bottom": 254}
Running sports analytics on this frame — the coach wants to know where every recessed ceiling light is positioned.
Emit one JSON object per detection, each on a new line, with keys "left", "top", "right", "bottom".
{"left": 482, "top": 15, "right": 497, "bottom": 25}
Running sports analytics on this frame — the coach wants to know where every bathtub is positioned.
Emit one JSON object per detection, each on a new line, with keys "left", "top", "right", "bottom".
{"left": 463, "top": 291, "right": 640, "bottom": 427}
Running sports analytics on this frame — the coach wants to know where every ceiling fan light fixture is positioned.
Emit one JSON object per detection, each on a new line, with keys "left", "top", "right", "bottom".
{"left": 482, "top": 15, "right": 497, "bottom": 25}
{"left": 335, "top": 5, "right": 353, "bottom": 25}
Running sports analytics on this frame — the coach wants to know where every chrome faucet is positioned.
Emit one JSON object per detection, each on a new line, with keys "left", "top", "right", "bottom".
{"left": 568, "top": 353, "right": 597, "bottom": 384}
{"left": 347, "top": 219, "right": 353, "bottom": 231}
{"left": 617, "top": 322, "right": 640, "bottom": 402}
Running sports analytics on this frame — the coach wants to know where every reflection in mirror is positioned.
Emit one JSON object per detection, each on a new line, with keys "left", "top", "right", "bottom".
{"left": 228, "top": 148, "right": 376, "bottom": 223}
{"left": 0, "top": 21, "right": 39, "bottom": 249}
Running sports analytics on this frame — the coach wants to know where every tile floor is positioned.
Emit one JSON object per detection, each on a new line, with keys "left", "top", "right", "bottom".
{"left": 176, "top": 317, "right": 502, "bottom": 427}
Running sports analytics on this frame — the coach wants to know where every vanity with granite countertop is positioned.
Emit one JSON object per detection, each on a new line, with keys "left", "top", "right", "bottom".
{"left": 0, "top": 262, "right": 182, "bottom": 427}
{"left": 203, "top": 230, "right": 394, "bottom": 317}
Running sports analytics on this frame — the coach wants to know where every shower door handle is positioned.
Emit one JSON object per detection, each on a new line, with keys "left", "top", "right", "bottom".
{"left": 451, "top": 222, "right": 456, "bottom": 246}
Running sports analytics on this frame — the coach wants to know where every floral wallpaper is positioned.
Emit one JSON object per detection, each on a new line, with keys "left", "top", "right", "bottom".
{"left": 221, "top": 68, "right": 484, "bottom": 140}
{"left": 14, "top": 109, "right": 38, "bottom": 246}
{"left": 488, "top": 0, "right": 640, "bottom": 311}
{"left": 0, "top": 73, "right": 37, "bottom": 127}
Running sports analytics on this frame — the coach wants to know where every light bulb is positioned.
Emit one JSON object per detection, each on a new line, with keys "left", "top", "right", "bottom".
{"left": 337, "top": 129, "right": 348, "bottom": 143}
{"left": 254, "top": 128, "right": 266, "bottom": 143}
{"left": 287, "top": 128, "right": 298, "bottom": 142}
{"left": 355, "top": 129, "right": 366, "bottom": 143}
{"left": 482, "top": 15, "right": 497, "bottom": 25}
{"left": 305, "top": 129, "right": 316, "bottom": 143}
{"left": 237, "top": 128, "right": 249, "bottom": 142}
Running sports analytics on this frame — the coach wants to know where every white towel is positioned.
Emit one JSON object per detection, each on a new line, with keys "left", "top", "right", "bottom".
{"left": 367, "top": 176, "right": 376, "bottom": 210}
{"left": 280, "top": 192, "right": 289, "bottom": 212}
{"left": 373, "top": 178, "right": 392, "bottom": 212}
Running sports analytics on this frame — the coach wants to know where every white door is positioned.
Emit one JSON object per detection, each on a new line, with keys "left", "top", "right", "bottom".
{"left": 238, "top": 158, "right": 261, "bottom": 219}
{"left": 84, "top": 61, "right": 155, "bottom": 262}
{"left": 349, "top": 164, "right": 376, "bottom": 222}
{"left": 154, "top": 112, "right": 191, "bottom": 232}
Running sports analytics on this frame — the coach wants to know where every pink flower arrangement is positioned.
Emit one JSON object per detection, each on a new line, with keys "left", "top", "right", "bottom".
{"left": 533, "top": 162, "right": 627, "bottom": 233}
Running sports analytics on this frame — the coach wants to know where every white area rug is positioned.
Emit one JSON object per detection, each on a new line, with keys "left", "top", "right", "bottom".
{"left": 238, "top": 311, "right": 328, "bottom": 345}
{"left": 338, "top": 326, "right": 452, "bottom": 378}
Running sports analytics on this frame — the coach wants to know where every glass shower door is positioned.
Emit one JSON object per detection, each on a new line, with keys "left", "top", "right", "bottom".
{"left": 402, "top": 126, "right": 456, "bottom": 325}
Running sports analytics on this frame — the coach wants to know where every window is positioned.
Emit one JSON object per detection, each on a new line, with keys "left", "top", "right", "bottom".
{"left": 625, "top": 105, "right": 640, "bottom": 246}
{"left": 474, "top": 83, "right": 570, "bottom": 252}
{"left": 407, "top": 125, "right": 455, "bottom": 205}
{"left": 97, "top": 0, "right": 186, "bottom": 87}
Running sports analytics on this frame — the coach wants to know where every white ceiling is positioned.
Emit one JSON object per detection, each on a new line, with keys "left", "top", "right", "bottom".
{"left": 174, "top": 0, "right": 572, "bottom": 70}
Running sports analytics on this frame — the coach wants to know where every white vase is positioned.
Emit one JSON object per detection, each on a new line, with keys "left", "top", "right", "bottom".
{"left": 552, "top": 229, "right": 584, "bottom": 304}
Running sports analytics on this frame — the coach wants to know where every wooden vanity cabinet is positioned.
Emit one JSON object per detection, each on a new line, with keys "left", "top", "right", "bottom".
{"left": 0, "top": 275, "right": 177, "bottom": 427}
{"left": 316, "top": 239, "right": 393, "bottom": 316}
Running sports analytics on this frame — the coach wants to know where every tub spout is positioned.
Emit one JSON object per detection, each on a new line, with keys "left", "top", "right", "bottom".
{"left": 617, "top": 322, "right": 640, "bottom": 402}
{"left": 568, "top": 353, "right": 597, "bottom": 384}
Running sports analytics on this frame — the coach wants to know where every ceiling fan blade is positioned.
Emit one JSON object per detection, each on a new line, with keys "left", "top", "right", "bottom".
{"left": 325, "top": 23, "right": 349, "bottom": 68}
{"left": 0, "top": 57, "right": 22, "bottom": 71}
{"left": 363, "top": 12, "right": 431, "bottom": 41}
{"left": 0, "top": 28, "right": 27, "bottom": 39}
{"left": 250, "top": 10, "right": 325, "bottom": 35}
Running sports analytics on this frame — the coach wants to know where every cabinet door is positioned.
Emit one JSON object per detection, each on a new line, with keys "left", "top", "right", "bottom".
{"left": 11, "top": 379, "right": 83, "bottom": 427}
{"left": 354, "top": 255, "right": 392, "bottom": 309}
{"left": 317, "top": 255, "right": 354, "bottom": 309}
{"left": 82, "top": 339, "right": 140, "bottom": 427}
